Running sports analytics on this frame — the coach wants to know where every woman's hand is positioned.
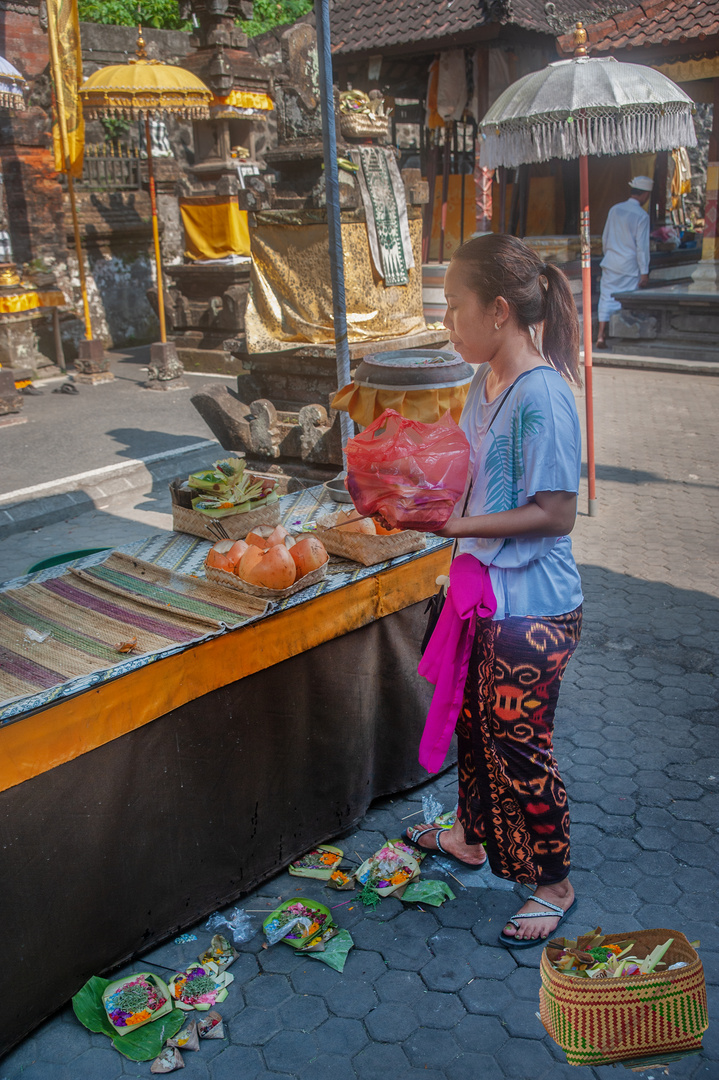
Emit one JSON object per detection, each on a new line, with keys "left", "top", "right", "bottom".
{"left": 436, "top": 490, "right": 577, "bottom": 541}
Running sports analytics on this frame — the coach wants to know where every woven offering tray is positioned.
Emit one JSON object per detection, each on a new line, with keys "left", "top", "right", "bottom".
{"left": 172, "top": 501, "right": 281, "bottom": 542}
{"left": 204, "top": 556, "right": 329, "bottom": 600}
{"left": 315, "top": 511, "right": 425, "bottom": 566}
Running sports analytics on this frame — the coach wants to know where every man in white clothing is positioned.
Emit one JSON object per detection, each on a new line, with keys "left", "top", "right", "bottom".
{"left": 596, "top": 176, "right": 653, "bottom": 348}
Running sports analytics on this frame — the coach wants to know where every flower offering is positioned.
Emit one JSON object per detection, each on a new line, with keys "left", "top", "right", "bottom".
{"left": 169, "top": 962, "right": 233, "bottom": 1011}
{"left": 102, "top": 973, "right": 172, "bottom": 1036}
{"left": 263, "top": 899, "right": 337, "bottom": 951}
{"left": 289, "top": 845, "right": 343, "bottom": 880}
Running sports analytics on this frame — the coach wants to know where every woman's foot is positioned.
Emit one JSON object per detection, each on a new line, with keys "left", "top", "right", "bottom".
{"left": 406, "top": 819, "right": 486, "bottom": 866}
{"left": 501, "top": 879, "right": 575, "bottom": 942}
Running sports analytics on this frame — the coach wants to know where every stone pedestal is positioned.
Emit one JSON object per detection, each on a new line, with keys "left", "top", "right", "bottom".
{"left": 73, "top": 337, "right": 113, "bottom": 384}
{"left": 609, "top": 286, "right": 719, "bottom": 362}
{"left": 145, "top": 341, "right": 188, "bottom": 390}
{"left": 0, "top": 367, "right": 23, "bottom": 416}
{"left": 166, "top": 261, "right": 251, "bottom": 371}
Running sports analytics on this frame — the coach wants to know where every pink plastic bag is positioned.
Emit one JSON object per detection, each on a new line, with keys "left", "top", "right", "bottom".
{"left": 345, "top": 409, "right": 470, "bottom": 531}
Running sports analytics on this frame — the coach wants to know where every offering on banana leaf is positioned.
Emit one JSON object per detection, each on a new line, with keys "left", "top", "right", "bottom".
{"left": 169, "top": 962, "right": 233, "bottom": 1010}
{"left": 547, "top": 930, "right": 675, "bottom": 979}
{"left": 356, "top": 842, "right": 420, "bottom": 898}
{"left": 289, "top": 845, "right": 343, "bottom": 880}
{"left": 263, "top": 899, "right": 337, "bottom": 951}
{"left": 188, "top": 457, "right": 279, "bottom": 518}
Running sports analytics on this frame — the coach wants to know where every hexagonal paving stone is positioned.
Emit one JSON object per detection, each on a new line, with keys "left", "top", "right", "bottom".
{"left": 365, "top": 1000, "right": 419, "bottom": 1043}
{"left": 445, "top": 1052, "right": 504, "bottom": 1080}
{"left": 263, "top": 1030, "right": 318, "bottom": 1073}
{"left": 340, "top": 949, "right": 387, "bottom": 982}
{"left": 290, "top": 962, "right": 342, "bottom": 996}
{"left": 34, "top": 1021, "right": 90, "bottom": 1062}
{"left": 454, "top": 1013, "right": 509, "bottom": 1055}
{"left": 459, "top": 977, "right": 514, "bottom": 1015}
{"left": 297, "top": 1054, "right": 357, "bottom": 1080}
{"left": 421, "top": 954, "right": 474, "bottom": 993}
{"left": 63, "top": 1049, "right": 124, "bottom": 1080}
{"left": 412, "top": 990, "right": 466, "bottom": 1029}
{"left": 315, "top": 1016, "right": 368, "bottom": 1055}
{"left": 277, "top": 994, "right": 328, "bottom": 1031}
{"left": 325, "top": 980, "right": 379, "bottom": 1019}
{"left": 4, "top": 1065, "right": 73, "bottom": 1080}
{"left": 354, "top": 1042, "right": 409, "bottom": 1080}
{"left": 374, "top": 970, "right": 427, "bottom": 1003}
{"left": 244, "top": 973, "right": 294, "bottom": 1008}
{"left": 467, "top": 944, "right": 517, "bottom": 980}
{"left": 403, "top": 1027, "right": 460, "bottom": 1069}
{"left": 209, "top": 1045, "right": 264, "bottom": 1080}
{"left": 433, "top": 894, "right": 483, "bottom": 929}
{"left": 505, "top": 964, "right": 544, "bottom": 1001}
{"left": 495, "top": 1037, "right": 556, "bottom": 1077}
{"left": 427, "top": 927, "right": 477, "bottom": 960}
{"left": 231, "top": 1005, "right": 281, "bottom": 1046}
{"left": 502, "top": 998, "right": 548, "bottom": 1039}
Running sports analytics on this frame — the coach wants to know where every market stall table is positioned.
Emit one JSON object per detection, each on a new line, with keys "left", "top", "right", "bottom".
{"left": 0, "top": 487, "right": 451, "bottom": 1057}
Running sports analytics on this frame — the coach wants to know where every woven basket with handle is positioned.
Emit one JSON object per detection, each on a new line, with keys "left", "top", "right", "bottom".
{"left": 172, "top": 501, "right": 280, "bottom": 542}
{"left": 540, "top": 929, "right": 708, "bottom": 1067}
{"left": 315, "top": 511, "right": 425, "bottom": 566}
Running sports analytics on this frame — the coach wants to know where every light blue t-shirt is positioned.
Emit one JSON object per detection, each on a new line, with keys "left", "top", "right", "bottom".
{"left": 457, "top": 364, "right": 583, "bottom": 620}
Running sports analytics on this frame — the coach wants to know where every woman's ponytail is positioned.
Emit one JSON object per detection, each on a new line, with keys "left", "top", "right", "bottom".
{"left": 451, "top": 234, "right": 582, "bottom": 387}
{"left": 540, "top": 262, "right": 582, "bottom": 386}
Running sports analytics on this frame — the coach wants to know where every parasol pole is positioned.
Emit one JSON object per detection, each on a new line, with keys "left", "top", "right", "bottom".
{"left": 144, "top": 114, "right": 166, "bottom": 343}
{"left": 579, "top": 147, "right": 596, "bottom": 516}
{"left": 573, "top": 24, "right": 596, "bottom": 517}
{"left": 46, "top": 0, "right": 92, "bottom": 341}
{"left": 315, "top": 0, "right": 353, "bottom": 455}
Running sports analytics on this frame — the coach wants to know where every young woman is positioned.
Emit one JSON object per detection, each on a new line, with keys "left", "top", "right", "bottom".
{"left": 406, "top": 234, "right": 583, "bottom": 947}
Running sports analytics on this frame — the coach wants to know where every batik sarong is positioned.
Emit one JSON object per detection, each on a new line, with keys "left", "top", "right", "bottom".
{"left": 456, "top": 607, "right": 582, "bottom": 886}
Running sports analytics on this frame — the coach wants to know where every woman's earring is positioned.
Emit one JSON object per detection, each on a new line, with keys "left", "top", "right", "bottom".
{"left": 494, "top": 321, "right": 501, "bottom": 330}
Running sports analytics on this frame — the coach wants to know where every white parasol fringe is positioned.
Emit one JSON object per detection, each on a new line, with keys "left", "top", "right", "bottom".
{"left": 480, "top": 107, "right": 696, "bottom": 170}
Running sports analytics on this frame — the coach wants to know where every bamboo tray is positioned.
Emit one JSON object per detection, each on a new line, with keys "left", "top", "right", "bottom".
{"left": 204, "top": 557, "right": 329, "bottom": 601}
{"left": 172, "top": 500, "right": 280, "bottom": 542}
{"left": 315, "top": 511, "right": 425, "bottom": 566}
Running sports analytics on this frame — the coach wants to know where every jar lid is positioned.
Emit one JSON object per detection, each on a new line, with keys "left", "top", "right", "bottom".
{"left": 354, "top": 349, "right": 474, "bottom": 390}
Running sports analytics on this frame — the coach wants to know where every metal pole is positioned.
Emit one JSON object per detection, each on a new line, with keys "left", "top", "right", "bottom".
{"left": 145, "top": 116, "right": 166, "bottom": 344}
{"left": 579, "top": 150, "right": 597, "bottom": 516}
{"left": 46, "top": 0, "right": 93, "bottom": 340}
{"left": 314, "top": 0, "right": 353, "bottom": 455}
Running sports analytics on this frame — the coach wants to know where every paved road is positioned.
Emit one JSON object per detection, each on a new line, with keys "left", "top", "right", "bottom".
{"left": 1, "top": 366, "right": 718, "bottom": 1078}
{"left": 0, "top": 347, "right": 228, "bottom": 496}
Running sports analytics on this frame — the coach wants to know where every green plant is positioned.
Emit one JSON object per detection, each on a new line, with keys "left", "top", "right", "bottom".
{"left": 100, "top": 116, "right": 132, "bottom": 141}
{"left": 237, "top": 0, "right": 313, "bottom": 37}
{"left": 78, "top": 0, "right": 191, "bottom": 30}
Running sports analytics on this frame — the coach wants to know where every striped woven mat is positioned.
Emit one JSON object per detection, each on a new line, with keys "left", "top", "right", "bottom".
{"left": 0, "top": 551, "right": 267, "bottom": 703}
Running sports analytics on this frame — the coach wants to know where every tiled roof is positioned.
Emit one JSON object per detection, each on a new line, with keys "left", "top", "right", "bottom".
{"left": 330, "top": 0, "right": 633, "bottom": 55}
{"left": 556, "top": 0, "right": 719, "bottom": 55}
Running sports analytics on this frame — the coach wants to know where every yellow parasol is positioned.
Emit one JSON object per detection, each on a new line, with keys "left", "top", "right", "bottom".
{"left": 80, "top": 30, "right": 212, "bottom": 343}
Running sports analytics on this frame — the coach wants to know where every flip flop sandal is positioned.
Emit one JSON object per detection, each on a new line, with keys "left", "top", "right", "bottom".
{"left": 498, "top": 895, "right": 578, "bottom": 949}
{"left": 403, "top": 824, "right": 487, "bottom": 869}
{"left": 594, "top": 341, "right": 609, "bottom": 350}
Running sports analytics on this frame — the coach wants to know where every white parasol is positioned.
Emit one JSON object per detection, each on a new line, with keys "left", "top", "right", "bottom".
{"left": 0, "top": 55, "right": 26, "bottom": 111}
{"left": 478, "top": 24, "right": 696, "bottom": 516}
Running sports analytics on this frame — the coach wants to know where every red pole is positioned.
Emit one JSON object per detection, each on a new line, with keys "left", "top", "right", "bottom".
{"left": 579, "top": 150, "right": 597, "bottom": 516}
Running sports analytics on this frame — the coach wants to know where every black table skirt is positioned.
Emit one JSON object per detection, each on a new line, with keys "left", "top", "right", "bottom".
{"left": 0, "top": 599, "right": 452, "bottom": 1057}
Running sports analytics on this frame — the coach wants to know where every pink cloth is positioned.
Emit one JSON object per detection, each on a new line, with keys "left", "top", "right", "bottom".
{"left": 417, "top": 553, "right": 497, "bottom": 773}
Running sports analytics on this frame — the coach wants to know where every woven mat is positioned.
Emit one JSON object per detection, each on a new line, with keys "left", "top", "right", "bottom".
{"left": 0, "top": 551, "right": 267, "bottom": 702}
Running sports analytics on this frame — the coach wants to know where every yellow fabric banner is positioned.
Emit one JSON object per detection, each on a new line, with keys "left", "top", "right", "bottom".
{"left": 0, "top": 290, "right": 65, "bottom": 314}
{"left": 48, "top": 0, "right": 84, "bottom": 178}
{"left": 180, "top": 199, "right": 251, "bottom": 260}
{"left": 211, "top": 90, "right": 274, "bottom": 111}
